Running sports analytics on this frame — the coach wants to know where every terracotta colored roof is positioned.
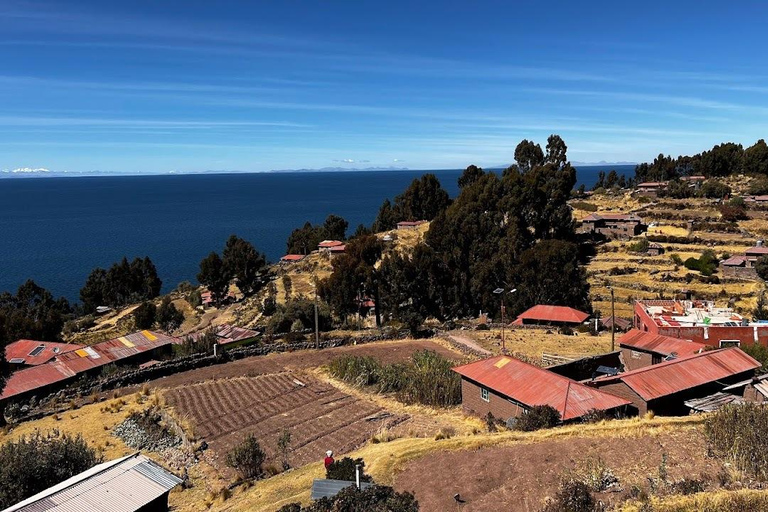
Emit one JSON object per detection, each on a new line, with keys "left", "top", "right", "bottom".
{"left": 453, "top": 356, "right": 630, "bottom": 421}
{"left": 618, "top": 329, "right": 706, "bottom": 357}
{"left": 5, "top": 339, "right": 83, "bottom": 366}
{"left": 721, "top": 255, "right": 747, "bottom": 266}
{"left": 396, "top": 220, "right": 427, "bottom": 227}
{"left": 754, "top": 195, "right": 768, "bottom": 201}
{"left": 746, "top": 246, "right": 768, "bottom": 255}
{"left": 513, "top": 305, "right": 590, "bottom": 325}
{"left": 280, "top": 254, "right": 305, "bottom": 262}
{"left": 638, "top": 181, "right": 667, "bottom": 187}
{"left": 1, "top": 330, "right": 179, "bottom": 401}
{"left": 593, "top": 348, "right": 759, "bottom": 401}
{"left": 318, "top": 240, "right": 344, "bottom": 248}
{"left": 328, "top": 244, "right": 346, "bottom": 253}
{"left": 680, "top": 175, "right": 706, "bottom": 181}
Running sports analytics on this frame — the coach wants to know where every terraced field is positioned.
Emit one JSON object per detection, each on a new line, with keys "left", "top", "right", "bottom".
{"left": 165, "top": 371, "right": 403, "bottom": 469}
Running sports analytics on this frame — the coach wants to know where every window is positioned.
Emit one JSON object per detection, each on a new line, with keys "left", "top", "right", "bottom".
{"left": 719, "top": 340, "right": 740, "bottom": 348}
{"left": 481, "top": 388, "right": 489, "bottom": 402}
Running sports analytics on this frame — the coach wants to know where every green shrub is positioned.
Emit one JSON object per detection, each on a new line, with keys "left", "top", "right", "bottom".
{"left": 0, "top": 431, "right": 101, "bottom": 509}
{"left": 628, "top": 238, "right": 650, "bottom": 253}
{"left": 226, "top": 434, "right": 266, "bottom": 480}
{"left": 741, "top": 343, "right": 768, "bottom": 374}
{"left": 718, "top": 204, "right": 748, "bottom": 222}
{"left": 133, "top": 301, "right": 156, "bottom": 329}
{"left": 571, "top": 201, "right": 598, "bottom": 212}
{"left": 156, "top": 296, "right": 184, "bottom": 332}
{"left": 684, "top": 250, "right": 719, "bottom": 276}
{"left": 705, "top": 403, "right": 768, "bottom": 480}
{"left": 701, "top": 179, "right": 732, "bottom": 199}
{"left": 541, "top": 479, "right": 599, "bottom": 512}
{"left": 670, "top": 253, "right": 683, "bottom": 265}
{"left": 326, "top": 457, "right": 372, "bottom": 482}
{"left": 516, "top": 405, "right": 561, "bottom": 432}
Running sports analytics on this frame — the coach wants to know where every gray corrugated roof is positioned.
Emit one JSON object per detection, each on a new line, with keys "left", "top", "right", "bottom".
{"left": 311, "top": 479, "right": 374, "bottom": 501}
{"left": 3, "top": 453, "right": 182, "bottom": 512}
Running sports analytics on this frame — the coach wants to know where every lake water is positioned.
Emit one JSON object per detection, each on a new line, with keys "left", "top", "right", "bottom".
{"left": 0, "top": 165, "right": 633, "bottom": 300}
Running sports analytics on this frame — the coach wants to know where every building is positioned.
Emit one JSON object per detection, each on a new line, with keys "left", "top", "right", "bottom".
{"left": 720, "top": 241, "right": 767, "bottom": 279}
{"left": 328, "top": 243, "right": 346, "bottom": 256}
{"left": 636, "top": 181, "right": 668, "bottom": 197}
{"left": 647, "top": 242, "right": 665, "bottom": 256}
{"left": 3, "top": 453, "right": 182, "bottom": 512}
{"left": 618, "top": 329, "right": 706, "bottom": 371}
{"left": 318, "top": 240, "right": 344, "bottom": 252}
{"left": 280, "top": 254, "right": 305, "bottom": 263}
{"left": 580, "top": 213, "right": 646, "bottom": 239}
{"left": 396, "top": 220, "right": 427, "bottom": 230}
{"left": 601, "top": 316, "right": 632, "bottom": 332}
{"left": 4, "top": 339, "right": 83, "bottom": 368}
{"left": 511, "top": 305, "right": 590, "bottom": 327}
{"left": 186, "top": 324, "right": 260, "bottom": 348}
{"left": 453, "top": 355, "right": 630, "bottom": 422}
{"left": 588, "top": 348, "right": 760, "bottom": 415}
{"left": 634, "top": 299, "right": 768, "bottom": 348}
{"left": 1, "top": 330, "right": 179, "bottom": 404}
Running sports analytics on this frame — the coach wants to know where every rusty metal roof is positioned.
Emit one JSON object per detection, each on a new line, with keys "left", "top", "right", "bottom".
{"left": 1, "top": 330, "right": 178, "bottom": 401}
{"left": 4, "top": 453, "right": 182, "bottom": 512}
{"left": 513, "top": 305, "right": 590, "bottom": 325}
{"left": 618, "top": 329, "right": 706, "bottom": 357}
{"left": 5, "top": 340, "right": 83, "bottom": 366}
{"left": 318, "top": 240, "right": 344, "bottom": 248}
{"left": 280, "top": 254, "right": 305, "bottom": 261}
{"left": 453, "top": 355, "right": 631, "bottom": 421}
{"left": 188, "top": 324, "right": 260, "bottom": 346}
{"left": 593, "top": 348, "right": 760, "bottom": 401}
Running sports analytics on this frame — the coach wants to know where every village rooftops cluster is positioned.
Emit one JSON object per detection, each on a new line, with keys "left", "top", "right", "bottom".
{"left": 5, "top": 339, "right": 84, "bottom": 366}
{"left": 639, "top": 300, "right": 747, "bottom": 328}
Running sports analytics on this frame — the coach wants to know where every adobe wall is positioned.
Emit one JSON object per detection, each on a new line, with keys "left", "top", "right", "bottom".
{"left": 620, "top": 347, "right": 654, "bottom": 371}
{"left": 460, "top": 378, "right": 526, "bottom": 422}
{"left": 720, "top": 264, "right": 758, "bottom": 279}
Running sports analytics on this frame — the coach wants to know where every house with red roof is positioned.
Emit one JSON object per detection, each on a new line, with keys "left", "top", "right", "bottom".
{"left": 280, "top": 254, "right": 305, "bottom": 263}
{"left": 396, "top": 220, "right": 427, "bottom": 230}
{"left": 511, "top": 305, "right": 590, "bottom": 328}
{"left": 588, "top": 347, "right": 760, "bottom": 415}
{"left": 618, "top": 329, "right": 706, "bottom": 371}
{"left": 453, "top": 355, "right": 630, "bottom": 423}
{"left": 5, "top": 339, "right": 83, "bottom": 368}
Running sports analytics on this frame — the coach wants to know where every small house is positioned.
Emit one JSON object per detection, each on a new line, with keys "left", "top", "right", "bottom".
{"left": 617, "top": 329, "right": 706, "bottom": 371}
{"left": 636, "top": 181, "right": 668, "bottom": 197}
{"left": 3, "top": 452, "right": 182, "bottom": 512}
{"left": 396, "top": 220, "right": 427, "bottom": 230}
{"left": 589, "top": 347, "right": 760, "bottom": 416}
{"left": 646, "top": 242, "right": 664, "bottom": 256}
{"left": 600, "top": 316, "right": 632, "bottom": 332}
{"left": 511, "top": 305, "right": 589, "bottom": 328}
{"left": 318, "top": 240, "right": 344, "bottom": 252}
{"left": 280, "top": 254, "right": 305, "bottom": 263}
{"left": 453, "top": 355, "right": 631, "bottom": 423}
{"left": 580, "top": 213, "right": 646, "bottom": 240}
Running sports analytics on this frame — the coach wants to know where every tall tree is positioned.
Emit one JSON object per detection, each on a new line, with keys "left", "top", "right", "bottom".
{"left": 458, "top": 164, "right": 484, "bottom": 189}
{"left": 79, "top": 257, "right": 161, "bottom": 312}
{"left": 197, "top": 252, "right": 229, "bottom": 303}
{"left": 322, "top": 214, "right": 349, "bottom": 241}
{"left": 372, "top": 174, "right": 450, "bottom": 231}
{"left": 514, "top": 139, "right": 545, "bottom": 173}
{"left": 222, "top": 235, "right": 267, "bottom": 295}
{"left": 699, "top": 142, "right": 744, "bottom": 177}
{"left": 744, "top": 139, "right": 768, "bottom": 176}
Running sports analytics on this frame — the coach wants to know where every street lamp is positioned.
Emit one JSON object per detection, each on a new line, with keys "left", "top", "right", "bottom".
{"left": 493, "top": 287, "right": 517, "bottom": 353}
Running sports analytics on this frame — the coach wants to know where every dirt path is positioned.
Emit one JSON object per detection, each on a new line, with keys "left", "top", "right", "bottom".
{"left": 394, "top": 427, "right": 723, "bottom": 512}
{"left": 447, "top": 332, "right": 492, "bottom": 356}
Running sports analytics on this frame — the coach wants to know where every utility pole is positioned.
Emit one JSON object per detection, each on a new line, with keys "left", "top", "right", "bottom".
{"left": 500, "top": 300, "right": 506, "bottom": 354}
{"left": 314, "top": 283, "right": 320, "bottom": 350}
{"left": 610, "top": 287, "right": 615, "bottom": 352}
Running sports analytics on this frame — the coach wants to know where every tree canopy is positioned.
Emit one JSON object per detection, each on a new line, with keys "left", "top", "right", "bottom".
{"left": 286, "top": 215, "right": 350, "bottom": 254}
{"left": 79, "top": 257, "right": 162, "bottom": 312}
{"left": 372, "top": 174, "right": 450, "bottom": 231}
{"left": 198, "top": 235, "right": 267, "bottom": 302}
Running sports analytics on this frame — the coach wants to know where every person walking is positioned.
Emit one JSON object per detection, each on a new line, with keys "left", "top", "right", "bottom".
{"left": 324, "top": 450, "right": 334, "bottom": 470}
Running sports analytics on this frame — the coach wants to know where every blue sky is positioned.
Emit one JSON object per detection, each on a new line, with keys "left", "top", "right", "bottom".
{"left": 1, "top": 1, "right": 768, "bottom": 173}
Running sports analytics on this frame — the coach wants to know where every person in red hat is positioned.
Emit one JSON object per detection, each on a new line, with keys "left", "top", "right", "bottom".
{"left": 324, "top": 450, "right": 334, "bottom": 470}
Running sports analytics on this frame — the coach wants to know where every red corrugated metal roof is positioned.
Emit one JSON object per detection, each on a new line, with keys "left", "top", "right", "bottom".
{"left": 746, "top": 247, "right": 768, "bottom": 255}
{"left": 280, "top": 254, "right": 305, "bottom": 261}
{"left": 453, "top": 356, "right": 630, "bottom": 421}
{"left": 513, "top": 305, "right": 590, "bottom": 325}
{"left": 618, "top": 329, "right": 706, "bottom": 357}
{"left": 188, "top": 324, "right": 260, "bottom": 346}
{"left": 593, "top": 348, "right": 760, "bottom": 401}
{"left": 722, "top": 255, "right": 747, "bottom": 266}
{"left": 5, "top": 339, "right": 83, "bottom": 366}
{"left": 1, "top": 330, "right": 179, "bottom": 401}
{"left": 329, "top": 244, "right": 346, "bottom": 253}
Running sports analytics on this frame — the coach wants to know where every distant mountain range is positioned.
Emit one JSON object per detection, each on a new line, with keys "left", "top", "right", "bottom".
{"left": 571, "top": 161, "right": 638, "bottom": 166}
{"left": 0, "top": 166, "right": 412, "bottom": 179}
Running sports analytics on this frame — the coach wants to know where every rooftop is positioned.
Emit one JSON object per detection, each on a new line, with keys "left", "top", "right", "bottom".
{"left": 592, "top": 348, "right": 760, "bottom": 401}
{"left": 5, "top": 339, "right": 83, "bottom": 366}
{"left": 512, "top": 305, "right": 590, "bottom": 325}
{"left": 618, "top": 329, "right": 706, "bottom": 358}
{"left": 280, "top": 254, "right": 305, "bottom": 262}
{"left": 4, "top": 453, "right": 182, "bottom": 512}
{"left": 637, "top": 299, "right": 747, "bottom": 328}
{"left": 318, "top": 240, "right": 344, "bottom": 248}
{"left": 187, "top": 324, "right": 260, "bottom": 345}
{"left": 453, "top": 355, "right": 630, "bottom": 421}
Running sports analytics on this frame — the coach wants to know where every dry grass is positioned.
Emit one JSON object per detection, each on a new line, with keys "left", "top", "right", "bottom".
{"left": 618, "top": 489, "right": 768, "bottom": 512}
{"left": 461, "top": 329, "right": 614, "bottom": 361}
{"left": 200, "top": 415, "right": 704, "bottom": 511}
